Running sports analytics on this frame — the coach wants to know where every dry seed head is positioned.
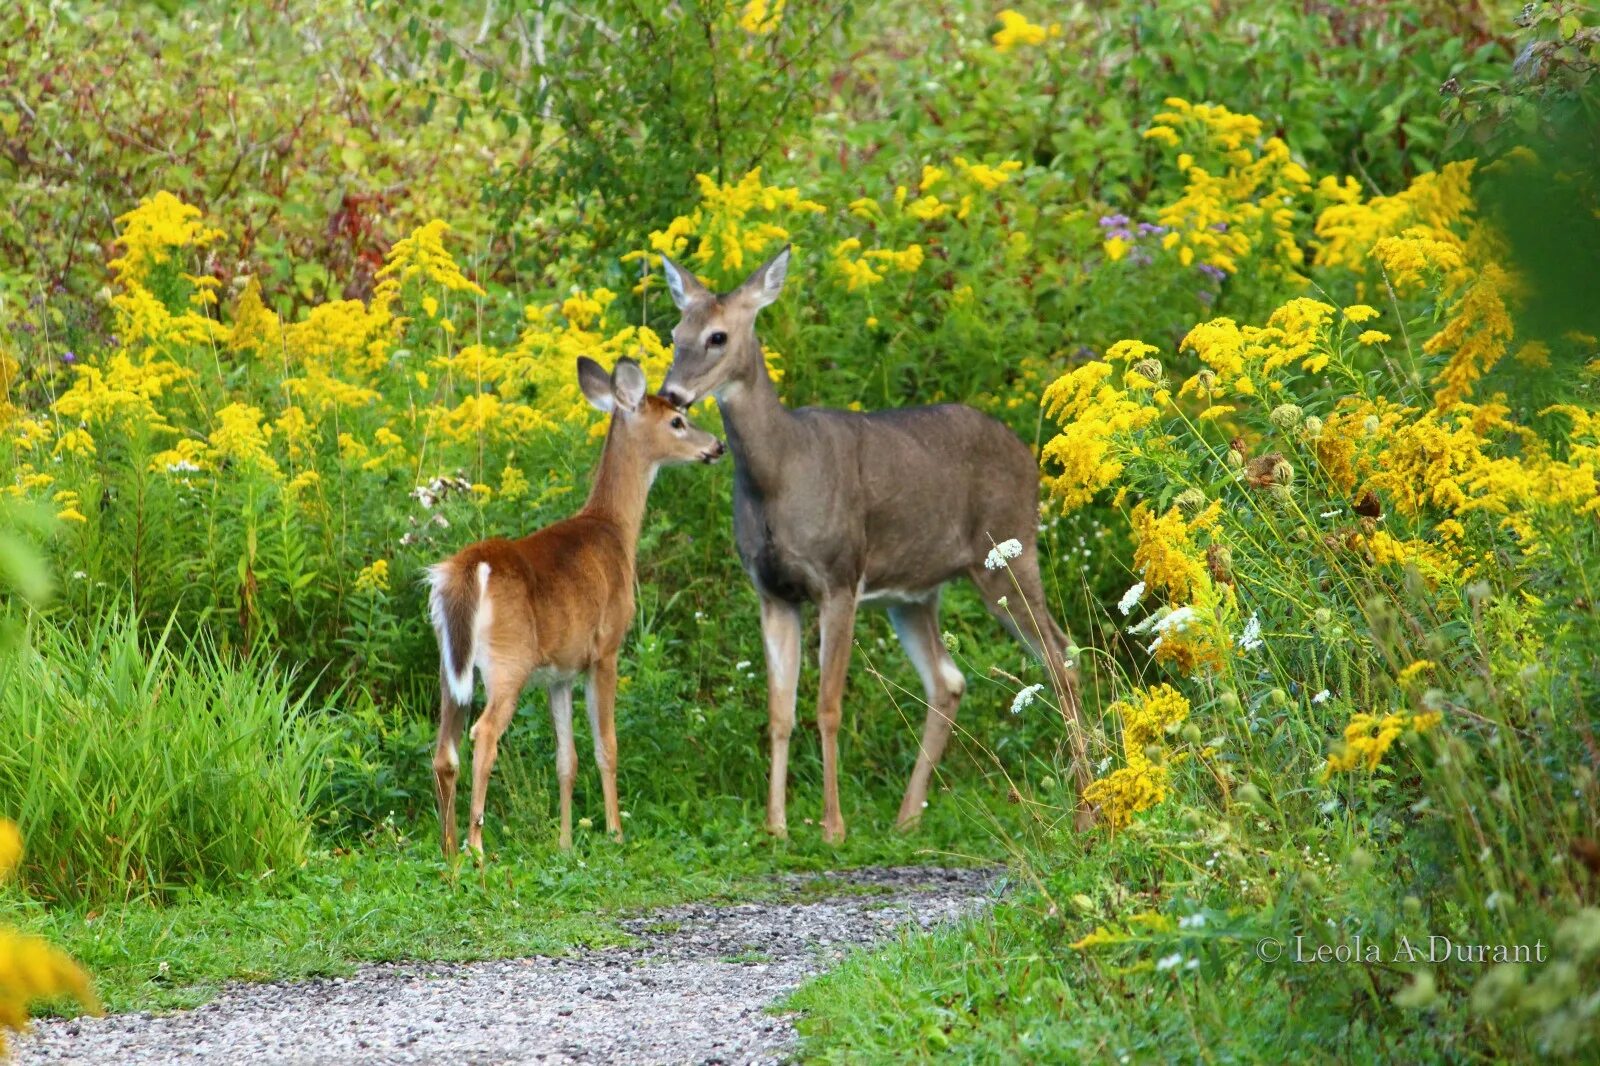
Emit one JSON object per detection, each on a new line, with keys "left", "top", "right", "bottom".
{"left": 1207, "top": 543, "right": 1234, "bottom": 585}
{"left": 1173, "top": 487, "right": 1206, "bottom": 515}
{"left": 1269, "top": 403, "right": 1303, "bottom": 430}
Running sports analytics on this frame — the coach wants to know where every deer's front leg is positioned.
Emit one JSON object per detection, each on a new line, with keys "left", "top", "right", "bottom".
{"left": 549, "top": 681, "right": 577, "bottom": 850}
{"left": 815, "top": 592, "right": 858, "bottom": 845}
{"left": 760, "top": 596, "right": 802, "bottom": 837}
{"left": 586, "top": 656, "right": 622, "bottom": 841}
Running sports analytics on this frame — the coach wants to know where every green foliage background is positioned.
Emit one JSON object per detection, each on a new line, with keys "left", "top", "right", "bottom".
{"left": 3, "top": 0, "right": 1600, "bottom": 1060}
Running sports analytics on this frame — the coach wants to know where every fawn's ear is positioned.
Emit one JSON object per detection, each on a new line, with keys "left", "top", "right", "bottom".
{"left": 578, "top": 356, "right": 615, "bottom": 413}
{"left": 660, "top": 255, "right": 710, "bottom": 311}
{"left": 735, "top": 245, "right": 790, "bottom": 311}
{"left": 610, "top": 358, "right": 647, "bottom": 413}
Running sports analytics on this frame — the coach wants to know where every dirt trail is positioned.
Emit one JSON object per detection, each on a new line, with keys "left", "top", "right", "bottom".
{"left": 14, "top": 866, "right": 995, "bottom": 1065}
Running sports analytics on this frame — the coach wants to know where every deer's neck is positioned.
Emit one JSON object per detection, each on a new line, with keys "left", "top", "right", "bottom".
{"left": 716, "top": 341, "right": 794, "bottom": 492}
{"left": 581, "top": 421, "right": 655, "bottom": 559}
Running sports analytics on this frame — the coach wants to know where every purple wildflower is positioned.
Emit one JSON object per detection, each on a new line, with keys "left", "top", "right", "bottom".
{"left": 1198, "top": 263, "right": 1228, "bottom": 283}
{"left": 1137, "top": 222, "right": 1169, "bottom": 237}
{"left": 60, "top": 350, "right": 76, "bottom": 365}
{"left": 1097, "top": 213, "right": 1131, "bottom": 229}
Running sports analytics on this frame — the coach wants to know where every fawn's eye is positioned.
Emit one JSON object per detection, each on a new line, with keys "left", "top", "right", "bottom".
{"left": 708, "top": 331, "right": 728, "bottom": 347}
{"left": 670, "top": 416, "right": 686, "bottom": 430}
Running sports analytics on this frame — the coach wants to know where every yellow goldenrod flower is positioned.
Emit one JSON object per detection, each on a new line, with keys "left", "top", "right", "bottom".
{"left": 738, "top": 0, "right": 784, "bottom": 34}
{"left": 354, "top": 559, "right": 390, "bottom": 593}
{"left": 992, "top": 9, "right": 1052, "bottom": 52}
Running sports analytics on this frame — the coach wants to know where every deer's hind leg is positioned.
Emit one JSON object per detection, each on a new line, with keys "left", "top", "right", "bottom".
{"left": 890, "top": 594, "right": 966, "bottom": 831}
{"left": 465, "top": 658, "right": 532, "bottom": 859}
{"left": 968, "top": 544, "right": 1095, "bottom": 828}
{"left": 434, "top": 670, "right": 469, "bottom": 857}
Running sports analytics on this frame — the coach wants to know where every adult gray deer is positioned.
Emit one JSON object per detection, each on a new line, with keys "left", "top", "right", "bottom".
{"left": 658, "top": 246, "right": 1094, "bottom": 842}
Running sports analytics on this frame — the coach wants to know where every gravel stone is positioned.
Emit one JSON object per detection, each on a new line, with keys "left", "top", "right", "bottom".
{"left": 14, "top": 865, "right": 996, "bottom": 1065}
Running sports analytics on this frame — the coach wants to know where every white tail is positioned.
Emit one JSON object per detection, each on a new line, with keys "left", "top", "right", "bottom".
{"left": 428, "top": 561, "right": 492, "bottom": 706}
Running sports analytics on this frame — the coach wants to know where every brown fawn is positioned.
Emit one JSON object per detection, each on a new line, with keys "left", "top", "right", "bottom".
{"left": 427, "top": 356, "right": 724, "bottom": 857}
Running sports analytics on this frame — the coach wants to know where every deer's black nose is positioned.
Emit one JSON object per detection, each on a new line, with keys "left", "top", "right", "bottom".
{"left": 661, "top": 384, "right": 694, "bottom": 409}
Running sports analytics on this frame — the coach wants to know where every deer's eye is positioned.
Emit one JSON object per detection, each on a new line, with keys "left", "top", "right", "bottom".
{"left": 708, "top": 331, "right": 728, "bottom": 347}
{"left": 670, "top": 416, "right": 686, "bottom": 430}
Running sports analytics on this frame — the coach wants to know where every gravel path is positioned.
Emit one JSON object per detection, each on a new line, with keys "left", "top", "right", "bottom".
{"left": 14, "top": 866, "right": 996, "bottom": 1065}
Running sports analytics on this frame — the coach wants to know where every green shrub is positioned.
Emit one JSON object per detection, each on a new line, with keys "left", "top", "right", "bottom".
{"left": 0, "top": 611, "right": 329, "bottom": 904}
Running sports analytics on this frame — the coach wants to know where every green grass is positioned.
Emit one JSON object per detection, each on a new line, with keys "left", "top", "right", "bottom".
{"left": 3, "top": 790, "right": 1012, "bottom": 1014}
{"left": 0, "top": 611, "right": 327, "bottom": 905}
{"left": 786, "top": 830, "right": 1468, "bottom": 1065}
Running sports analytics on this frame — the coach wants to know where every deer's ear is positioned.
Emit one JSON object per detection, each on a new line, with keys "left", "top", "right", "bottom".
{"left": 737, "top": 245, "right": 790, "bottom": 310}
{"left": 610, "top": 358, "right": 647, "bottom": 412}
{"left": 577, "top": 356, "right": 615, "bottom": 413}
{"left": 660, "top": 255, "right": 708, "bottom": 311}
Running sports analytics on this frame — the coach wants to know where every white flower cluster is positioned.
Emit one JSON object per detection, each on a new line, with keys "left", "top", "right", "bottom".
{"left": 984, "top": 538, "right": 1023, "bottom": 570}
{"left": 1010, "top": 682, "right": 1045, "bottom": 714}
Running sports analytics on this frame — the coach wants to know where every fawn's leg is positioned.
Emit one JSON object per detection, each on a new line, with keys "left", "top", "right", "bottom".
{"left": 434, "top": 668, "right": 469, "bottom": 857}
{"left": 586, "top": 656, "right": 622, "bottom": 841}
{"left": 760, "top": 596, "right": 803, "bottom": 838}
{"left": 889, "top": 595, "right": 966, "bottom": 830}
{"left": 969, "top": 547, "right": 1095, "bottom": 830}
{"left": 465, "top": 664, "right": 530, "bottom": 859}
{"left": 550, "top": 680, "right": 578, "bottom": 850}
{"left": 815, "top": 592, "right": 858, "bottom": 845}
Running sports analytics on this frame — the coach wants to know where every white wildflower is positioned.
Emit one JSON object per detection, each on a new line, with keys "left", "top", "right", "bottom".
{"left": 1156, "top": 953, "right": 1184, "bottom": 972}
{"left": 165, "top": 459, "right": 200, "bottom": 473}
{"left": 1237, "top": 611, "right": 1263, "bottom": 651}
{"left": 1117, "top": 580, "right": 1147, "bottom": 616}
{"left": 984, "top": 538, "right": 1023, "bottom": 570}
{"left": 1320, "top": 508, "right": 1342, "bottom": 519}
{"left": 1179, "top": 913, "right": 1206, "bottom": 929}
{"left": 1312, "top": 688, "right": 1331, "bottom": 704}
{"left": 734, "top": 660, "right": 752, "bottom": 672}
{"left": 1159, "top": 606, "right": 1197, "bottom": 633}
{"left": 1010, "top": 683, "right": 1045, "bottom": 714}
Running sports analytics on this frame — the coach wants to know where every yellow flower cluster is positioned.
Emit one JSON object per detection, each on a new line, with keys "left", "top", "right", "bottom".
{"left": 0, "top": 820, "right": 99, "bottom": 1054}
{"left": 374, "top": 219, "right": 487, "bottom": 300}
{"left": 1040, "top": 342, "right": 1166, "bottom": 510}
{"left": 1143, "top": 98, "right": 1312, "bottom": 280}
{"left": 1322, "top": 708, "right": 1441, "bottom": 776}
{"left": 1177, "top": 297, "right": 1337, "bottom": 400}
{"left": 737, "top": 0, "right": 784, "bottom": 34}
{"left": 108, "top": 190, "right": 226, "bottom": 286}
{"left": 991, "top": 10, "right": 1061, "bottom": 53}
{"left": 828, "top": 238, "right": 925, "bottom": 291}
{"left": 354, "top": 559, "right": 390, "bottom": 594}
{"left": 630, "top": 168, "right": 823, "bottom": 280}
{"left": 1313, "top": 161, "right": 1475, "bottom": 275}
{"left": 1084, "top": 685, "right": 1192, "bottom": 830}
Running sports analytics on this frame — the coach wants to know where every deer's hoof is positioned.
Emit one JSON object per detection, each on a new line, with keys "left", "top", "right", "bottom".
{"left": 822, "top": 821, "right": 847, "bottom": 846}
{"left": 765, "top": 820, "right": 789, "bottom": 839}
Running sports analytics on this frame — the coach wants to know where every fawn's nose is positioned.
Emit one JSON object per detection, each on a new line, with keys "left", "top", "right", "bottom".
{"left": 661, "top": 384, "right": 694, "bottom": 408}
{"left": 701, "top": 439, "right": 726, "bottom": 464}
